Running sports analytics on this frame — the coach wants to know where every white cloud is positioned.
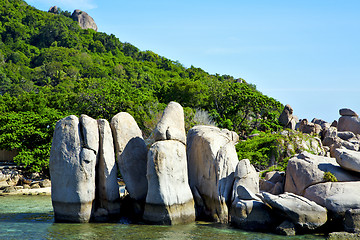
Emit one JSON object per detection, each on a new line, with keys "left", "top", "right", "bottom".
{"left": 27, "top": 0, "right": 97, "bottom": 11}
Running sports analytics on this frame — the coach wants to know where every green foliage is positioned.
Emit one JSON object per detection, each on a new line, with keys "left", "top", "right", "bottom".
{"left": 0, "top": 0, "right": 284, "bottom": 173}
{"left": 236, "top": 133, "right": 280, "bottom": 170}
{"left": 323, "top": 172, "right": 338, "bottom": 182}
{"left": 236, "top": 131, "right": 324, "bottom": 171}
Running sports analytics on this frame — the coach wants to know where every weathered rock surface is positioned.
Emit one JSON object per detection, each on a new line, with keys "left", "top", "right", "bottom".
{"left": 337, "top": 131, "right": 357, "bottom": 141}
{"left": 143, "top": 140, "right": 195, "bottom": 224}
{"left": 276, "top": 220, "right": 296, "bottom": 236}
{"left": 328, "top": 232, "right": 360, "bottom": 240}
{"left": 230, "top": 199, "right": 275, "bottom": 232}
{"left": 231, "top": 159, "right": 259, "bottom": 201}
{"left": 96, "top": 119, "right": 120, "bottom": 219}
{"left": 279, "top": 104, "right": 298, "bottom": 130}
{"left": 284, "top": 152, "right": 360, "bottom": 195}
{"left": 344, "top": 209, "right": 360, "bottom": 233}
{"left": 312, "top": 118, "right": 330, "bottom": 131}
{"left": 48, "top": 6, "right": 59, "bottom": 14}
{"left": 153, "top": 101, "right": 186, "bottom": 144}
{"left": 299, "top": 119, "right": 321, "bottom": 135}
{"left": 71, "top": 9, "right": 98, "bottom": 31}
{"left": 304, "top": 182, "right": 360, "bottom": 217}
{"left": 260, "top": 171, "right": 285, "bottom": 195}
{"left": 340, "top": 108, "right": 358, "bottom": 117}
{"left": 338, "top": 115, "right": 360, "bottom": 135}
{"left": 50, "top": 115, "right": 96, "bottom": 223}
{"left": 111, "top": 112, "right": 147, "bottom": 201}
{"left": 187, "top": 125, "right": 239, "bottom": 223}
{"left": 261, "top": 192, "right": 327, "bottom": 230}
{"left": 335, "top": 148, "right": 360, "bottom": 173}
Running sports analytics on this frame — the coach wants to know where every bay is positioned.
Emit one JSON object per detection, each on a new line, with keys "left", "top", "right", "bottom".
{"left": 0, "top": 195, "right": 325, "bottom": 240}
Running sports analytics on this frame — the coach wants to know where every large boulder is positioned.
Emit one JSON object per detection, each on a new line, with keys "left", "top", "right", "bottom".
{"left": 111, "top": 112, "right": 148, "bottom": 201}
{"left": 335, "top": 148, "right": 360, "bottom": 173}
{"left": 230, "top": 199, "right": 276, "bottom": 232}
{"left": 278, "top": 104, "right": 298, "bottom": 130}
{"left": 143, "top": 140, "right": 195, "bottom": 224}
{"left": 96, "top": 119, "right": 120, "bottom": 219}
{"left": 187, "top": 125, "right": 239, "bottom": 223}
{"left": 50, "top": 115, "right": 97, "bottom": 223}
{"left": 340, "top": 108, "right": 358, "bottom": 117}
{"left": 299, "top": 119, "right": 321, "bottom": 135}
{"left": 284, "top": 152, "right": 360, "bottom": 195}
{"left": 231, "top": 159, "right": 259, "bottom": 201}
{"left": 48, "top": 6, "right": 59, "bottom": 14}
{"left": 260, "top": 171, "right": 285, "bottom": 195}
{"left": 304, "top": 181, "right": 360, "bottom": 218}
{"left": 261, "top": 192, "right": 327, "bottom": 230}
{"left": 153, "top": 101, "right": 186, "bottom": 144}
{"left": 71, "top": 9, "right": 98, "bottom": 31}
{"left": 338, "top": 109, "right": 360, "bottom": 134}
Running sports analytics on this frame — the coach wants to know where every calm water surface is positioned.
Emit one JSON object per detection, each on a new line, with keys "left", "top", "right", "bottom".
{"left": 0, "top": 195, "right": 325, "bottom": 240}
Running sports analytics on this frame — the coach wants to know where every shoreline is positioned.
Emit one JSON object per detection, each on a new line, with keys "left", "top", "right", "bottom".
{"left": 0, "top": 187, "right": 51, "bottom": 196}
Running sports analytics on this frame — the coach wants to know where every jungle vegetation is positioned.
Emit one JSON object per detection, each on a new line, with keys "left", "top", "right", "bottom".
{"left": 0, "top": 0, "right": 283, "bottom": 173}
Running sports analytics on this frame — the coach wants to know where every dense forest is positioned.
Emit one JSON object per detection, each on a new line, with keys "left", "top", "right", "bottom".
{"left": 0, "top": 0, "right": 283, "bottom": 173}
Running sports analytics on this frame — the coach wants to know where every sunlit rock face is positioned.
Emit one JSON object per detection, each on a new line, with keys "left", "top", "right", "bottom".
{"left": 50, "top": 115, "right": 97, "bottom": 223}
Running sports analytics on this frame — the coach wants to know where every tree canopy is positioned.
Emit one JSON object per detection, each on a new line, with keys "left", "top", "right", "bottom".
{"left": 0, "top": 0, "right": 284, "bottom": 173}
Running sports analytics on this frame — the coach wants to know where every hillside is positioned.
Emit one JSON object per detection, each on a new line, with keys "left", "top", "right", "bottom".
{"left": 0, "top": 0, "right": 283, "bottom": 173}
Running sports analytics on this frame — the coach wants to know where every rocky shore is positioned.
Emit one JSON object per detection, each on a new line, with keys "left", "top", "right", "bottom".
{"left": 5, "top": 101, "right": 360, "bottom": 239}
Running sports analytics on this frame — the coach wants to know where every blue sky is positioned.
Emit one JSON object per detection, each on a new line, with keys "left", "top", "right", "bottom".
{"left": 26, "top": 0, "right": 360, "bottom": 123}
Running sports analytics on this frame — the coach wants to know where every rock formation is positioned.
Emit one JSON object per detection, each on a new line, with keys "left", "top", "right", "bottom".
{"left": 143, "top": 102, "right": 195, "bottom": 224}
{"left": 284, "top": 151, "right": 360, "bottom": 195}
{"left": 48, "top": 6, "right": 59, "bottom": 14}
{"left": 111, "top": 112, "right": 148, "bottom": 201}
{"left": 337, "top": 108, "right": 360, "bottom": 134}
{"left": 143, "top": 140, "right": 195, "bottom": 224}
{"left": 96, "top": 119, "right": 121, "bottom": 220}
{"left": 278, "top": 104, "right": 298, "bottom": 130}
{"left": 261, "top": 192, "right": 327, "bottom": 230}
{"left": 230, "top": 159, "right": 275, "bottom": 231}
{"left": 187, "top": 125, "right": 239, "bottom": 223}
{"left": 153, "top": 101, "right": 186, "bottom": 144}
{"left": 334, "top": 148, "right": 360, "bottom": 173}
{"left": 50, "top": 115, "right": 97, "bottom": 223}
{"left": 71, "top": 9, "right": 98, "bottom": 31}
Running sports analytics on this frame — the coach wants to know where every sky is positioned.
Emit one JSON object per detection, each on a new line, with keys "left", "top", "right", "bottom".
{"left": 26, "top": 0, "right": 360, "bottom": 123}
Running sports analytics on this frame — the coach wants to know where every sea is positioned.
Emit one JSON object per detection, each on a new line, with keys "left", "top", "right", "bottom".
{"left": 0, "top": 195, "right": 325, "bottom": 240}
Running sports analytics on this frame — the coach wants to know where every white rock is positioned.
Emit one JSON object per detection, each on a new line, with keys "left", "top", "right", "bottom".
{"left": 335, "top": 148, "right": 360, "bottom": 173}
{"left": 187, "top": 125, "right": 238, "bottom": 223}
{"left": 284, "top": 151, "right": 360, "bottom": 195}
{"left": 153, "top": 101, "right": 186, "bottom": 144}
{"left": 143, "top": 140, "right": 195, "bottom": 224}
{"left": 304, "top": 181, "right": 360, "bottom": 218}
{"left": 111, "top": 112, "right": 148, "bottom": 201}
{"left": 231, "top": 159, "right": 259, "bottom": 201}
{"left": 97, "top": 119, "right": 120, "bottom": 218}
{"left": 261, "top": 192, "right": 327, "bottom": 230}
{"left": 50, "top": 115, "right": 96, "bottom": 223}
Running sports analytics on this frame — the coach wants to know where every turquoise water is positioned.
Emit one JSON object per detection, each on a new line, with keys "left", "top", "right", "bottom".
{"left": 0, "top": 195, "right": 325, "bottom": 240}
